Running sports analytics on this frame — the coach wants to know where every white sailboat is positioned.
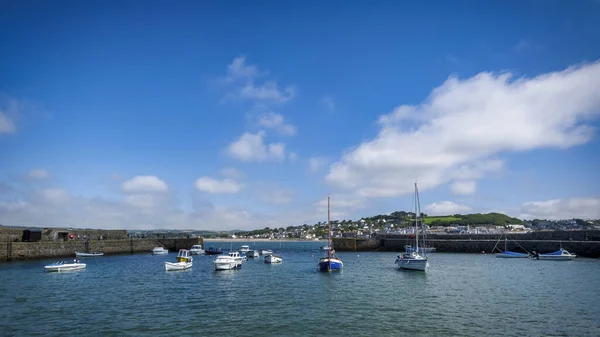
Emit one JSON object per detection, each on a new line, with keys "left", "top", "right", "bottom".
{"left": 395, "top": 183, "right": 429, "bottom": 271}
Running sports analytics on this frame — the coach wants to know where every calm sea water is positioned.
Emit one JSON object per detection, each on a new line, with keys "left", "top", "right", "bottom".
{"left": 1, "top": 241, "right": 599, "bottom": 336}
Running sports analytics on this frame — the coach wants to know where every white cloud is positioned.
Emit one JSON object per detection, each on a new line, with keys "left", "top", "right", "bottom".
{"left": 315, "top": 194, "right": 366, "bottom": 220}
{"left": 27, "top": 169, "right": 50, "bottom": 180}
{"left": 424, "top": 201, "right": 472, "bottom": 215}
{"left": 520, "top": 198, "right": 600, "bottom": 220}
{"left": 326, "top": 61, "right": 600, "bottom": 199}
{"left": 121, "top": 175, "right": 169, "bottom": 194}
{"left": 253, "top": 183, "right": 295, "bottom": 205}
{"left": 226, "top": 55, "right": 263, "bottom": 81}
{"left": 0, "top": 185, "right": 323, "bottom": 231}
{"left": 220, "top": 168, "right": 245, "bottom": 180}
{"left": 39, "top": 188, "right": 70, "bottom": 204}
{"left": 240, "top": 82, "right": 295, "bottom": 104}
{"left": 320, "top": 95, "right": 335, "bottom": 112}
{"left": 308, "top": 156, "right": 328, "bottom": 172}
{"left": 450, "top": 180, "right": 476, "bottom": 196}
{"left": 194, "top": 177, "right": 243, "bottom": 194}
{"left": 0, "top": 112, "right": 15, "bottom": 134}
{"left": 221, "top": 56, "right": 296, "bottom": 104}
{"left": 0, "top": 93, "right": 21, "bottom": 134}
{"left": 257, "top": 111, "right": 297, "bottom": 136}
{"left": 226, "top": 130, "right": 286, "bottom": 162}
{"left": 289, "top": 152, "right": 298, "bottom": 162}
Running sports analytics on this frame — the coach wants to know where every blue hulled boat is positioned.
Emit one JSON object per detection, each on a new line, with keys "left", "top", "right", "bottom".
{"left": 317, "top": 196, "right": 343, "bottom": 272}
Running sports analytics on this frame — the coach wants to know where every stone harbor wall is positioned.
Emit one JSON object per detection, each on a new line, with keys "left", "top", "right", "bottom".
{"left": 334, "top": 230, "right": 600, "bottom": 258}
{"left": 0, "top": 237, "right": 203, "bottom": 261}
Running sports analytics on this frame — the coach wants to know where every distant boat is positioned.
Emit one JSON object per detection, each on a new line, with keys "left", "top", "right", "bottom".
{"left": 152, "top": 247, "right": 168, "bottom": 255}
{"left": 165, "top": 249, "right": 193, "bottom": 271}
{"left": 75, "top": 251, "right": 104, "bottom": 257}
{"left": 318, "top": 196, "right": 343, "bottom": 272}
{"left": 395, "top": 183, "right": 429, "bottom": 271}
{"left": 531, "top": 248, "right": 576, "bottom": 261}
{"left": 239, "top": 245, "right": 251, "bottom": 253}
{"left": 205, "top": 247, "right": 223, "bottom": 255}
{"left": 190, "top": 245, "right": 205, "bottom": 255}
{"left": 246, "top": 250, "right": 260, "bottom": 258}
{"left": 265, "top": 255, "right": 283, "bottom": 264}
{"left": 44, "top": 260, "right": 86, "bottom": 272}
{"left": 259, "top": 249, "right": 273, "bottom": 256}
{"left": 320, "top": 245, "right": 331, "bottom": 251}
{"left": 494, "top": 234, "right": 529, "bottom": 258}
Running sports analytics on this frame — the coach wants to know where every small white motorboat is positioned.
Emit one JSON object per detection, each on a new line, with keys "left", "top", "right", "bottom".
{"left": 165, "top": 249, "right": 193, "bottom": 271}
{"left": 152, "top": 247, "right": 169, "bottom": 255}
{"left": 531, "top": 248, "right": 576, "bottom": 261}
{"left": 320, "top": 245, "right": 331, "bottom": 251}
{"left": 44, "top": 260, "right": 87, "bottom": 272}
{"left": 75, "top": 251, "right": 104, "bottom": 257}
{"left": 239, "top": 245, "right": 251, "bottom": 253}
{"left": 259, "top": 249, "right": 273, "bottom": 256}
{"left": 213, "top": 251, "right": 244, "bottom": 270}
{"left": 264, "top": 255, "right": 282, "bottom": 264}
{"left": 246, "top": 250, "right": 260, "bottom": 258}
{"left": 190, "top": 245, "right": 205, "bottom": 255}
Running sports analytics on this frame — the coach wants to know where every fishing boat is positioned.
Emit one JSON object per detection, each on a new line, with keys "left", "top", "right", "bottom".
{"left": 317, "top": 196, "right": 343, "bottom": 272}
{"left": 75, "top": 251, "right": 104, "bottom": 257}
{"left": 165, "top": 249, "right": 193, "bottom": 271}
{"left": 190, "top": 245, "right": 205, "bottom": 255}
{"left": 239, "top": 245, "right": 251, "bottom": 253}
{"left": 395, "top": 183, "right": 429, "bottom": 271}
{"left": 213, "top": 251, "right": 244, "bottom": 270}
{"left": 265, "top": 254, "right": 282, "bottom": 263}
{"left": 530, "top": 248, "right": 576, "bottom": 261}
{"left": 494, "top": 234, "right": 529, "bottom": 258}
{"left": 205, "top": 247, "right": 223, "bottom": 255}
{"left": 151, "top": 247, "right": 169, "bottom": 255}
{"left": 44, "top": 259, "right": 87, "bottom": 272}
{"left": 246, "top": 250, "right": 260, "bottom": 258}
{"left": 259, "top": 249, "right": 273, "bottom": 256}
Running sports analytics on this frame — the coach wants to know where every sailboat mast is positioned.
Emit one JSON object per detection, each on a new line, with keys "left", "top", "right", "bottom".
{"left": 328, "top": 196, "right": 331, "bottom": 258}
{"left": 417, "top": 184, "right": 425, "bottom": 254}
{"left": 414, "top": 183, "right": 419, "bottom": 250}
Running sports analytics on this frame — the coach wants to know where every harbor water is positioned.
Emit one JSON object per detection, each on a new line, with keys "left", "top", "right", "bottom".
{"left": 1, "top": 241, "right": 599, "bottom": 336}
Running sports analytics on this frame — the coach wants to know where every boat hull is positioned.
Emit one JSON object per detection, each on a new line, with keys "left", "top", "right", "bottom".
{"left": 44, "top": 263, "right": 86, "bottom": 272}
{"left": 318, "top": 258, "right": 343, "bottom": 272}
{"left": 213, "top": 261, "right": 242, "bottom": 270}
{"left": 164, "top": 261, "right": 192, "bottom": 271}
{"left": 75, "top": 252, "right": 104, "bottom": 257}
{"left": 396, "top": 258, "right": 429, "bottom": 271}
{"left": 265, "top": 255, "right": 283, "bottom": 264}
{"left": 495, "top": 251, "right": 529, "bottom": 258}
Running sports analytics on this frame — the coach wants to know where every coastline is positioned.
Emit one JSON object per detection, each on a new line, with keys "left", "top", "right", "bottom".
{"left": 203, "top": 238, "right": 323, "bottom": 243}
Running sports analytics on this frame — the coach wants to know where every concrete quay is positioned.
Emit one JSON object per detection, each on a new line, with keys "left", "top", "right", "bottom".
{"left": 333, "top": 230, "right": 600, "bottom": 258}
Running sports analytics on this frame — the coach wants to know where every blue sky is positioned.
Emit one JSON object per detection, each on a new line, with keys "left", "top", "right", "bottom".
{"left": 1, "top": 0, "right": 600, "bottom": 230}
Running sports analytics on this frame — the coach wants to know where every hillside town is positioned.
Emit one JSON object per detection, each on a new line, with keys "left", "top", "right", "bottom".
{"left": 139, "top": 213, "right": 600, "bottom": 240}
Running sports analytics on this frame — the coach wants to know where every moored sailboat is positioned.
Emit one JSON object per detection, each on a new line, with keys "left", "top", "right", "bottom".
{"left": 494, "top": 234, "right": 529, "bottom": 258}
{"left": 318, "top": 196, "right": 343, "bottom": 272}
{"left": 395, "top": 183, "right": 429, "bottom": 271}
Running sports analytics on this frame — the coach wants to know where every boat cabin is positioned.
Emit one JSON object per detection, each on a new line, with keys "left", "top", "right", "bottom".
{"left": 176, "top": 249, "right": 191, "bottom": 262}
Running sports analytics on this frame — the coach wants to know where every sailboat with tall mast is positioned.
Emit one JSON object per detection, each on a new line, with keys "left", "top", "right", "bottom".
{"left": 395, "top": 183, "right": 429, "bottom": 271}
{"left": 318, "top": 196, "right": 343, "bottom": 272}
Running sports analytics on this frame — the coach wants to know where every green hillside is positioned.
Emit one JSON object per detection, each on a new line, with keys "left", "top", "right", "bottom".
{"left": 424, "top": 212, "right": 523, "bottom": 226}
